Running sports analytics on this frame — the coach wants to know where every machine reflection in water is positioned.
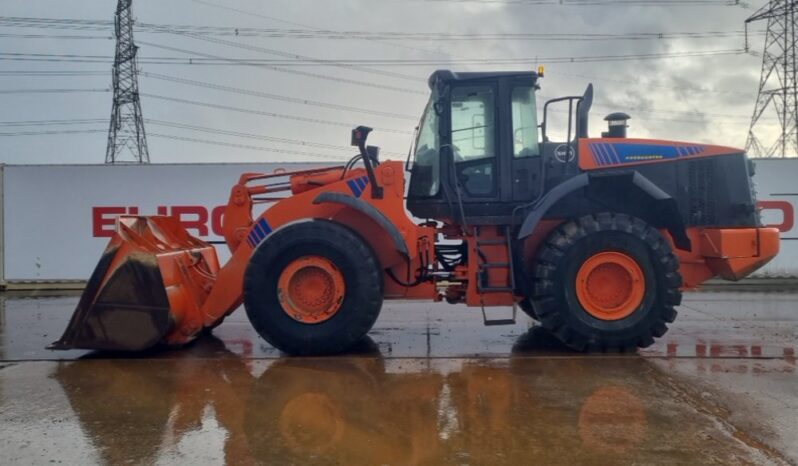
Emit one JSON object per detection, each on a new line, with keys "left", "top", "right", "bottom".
{"left": 51, "top": 329, "right": 778, "bottom": 465}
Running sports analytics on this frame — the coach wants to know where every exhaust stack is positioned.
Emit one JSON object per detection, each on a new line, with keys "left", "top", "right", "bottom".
{"left": 602, "top": 112, "right": 631, "bottom": 139}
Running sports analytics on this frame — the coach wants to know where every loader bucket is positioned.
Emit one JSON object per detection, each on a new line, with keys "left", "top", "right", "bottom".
{"left": 50, "top": 216, "right": 220, "bottom": 352}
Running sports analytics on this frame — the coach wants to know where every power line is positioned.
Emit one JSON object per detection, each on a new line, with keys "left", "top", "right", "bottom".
{"left": 140, "top": 72, "right": 419, "bottom": 120}
{"left": 0, "top": 128, "right": 106, "bottom": 136}
{"left": 0, "top": 88, "right": 108, "bottom": 94}
{"left": 0, "top": 75, "right": 759, "bottom": 123}
{"left": 147, "top": 33, "right": 420, "bottom": 82}
{"left": 0, "top": 21, "right": 759, "bottom": 42}
{"left": 546, "top": 70, "right": 753, "bottom": 96}
{"left": 0, "top": 48, "right": 748, "bottom": 66}
{"left": 0, "top": 16, "right": 429, "bottom": 92}
{"left": 142, "top": 28, "right": 758, "bottom": 41}
{"left": 383, "top": 0, "right": 744, "bottom": 5}
{"left": 0, "top": 117, "right": 382, "bottom": 159}
{"left": 142, "top": 93, "right": 412, "bottom": 134}
{"left": 187, "top": 0, "right": 460, "bottom": 59}
{"left": 136, "top": 42, "right": 426, "bottom": 94}
{"left": 0, "top": 33, "right": 112, "bottom": 40}
{"left": 0, "top": 118, "right": 106, "bottom": 126}
{"left": 0, "top": 67, "right": 754, "bottom": 98}
{"left": 148, "top": 133, "right": 352, "bottom": 160}
{"left": 0, "top": 124, "right": 353, "bottom": 160}
{"left": 145, "top": 119, "right": 405, "bottom": 157}
{"left": 0, "top": 70, "right": 108, "bottom": 76}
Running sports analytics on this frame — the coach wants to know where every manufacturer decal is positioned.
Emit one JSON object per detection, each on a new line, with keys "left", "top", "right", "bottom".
{"left": 554, "top": 144, "right": 575, "bottom": 163}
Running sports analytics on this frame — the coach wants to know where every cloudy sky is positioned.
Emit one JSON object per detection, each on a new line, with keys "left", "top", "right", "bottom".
{"left": 0, "top": 0, "right": 779, "bottom": 164}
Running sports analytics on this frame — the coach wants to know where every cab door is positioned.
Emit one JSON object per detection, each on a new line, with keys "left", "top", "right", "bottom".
{"left": 448, "top": 84, "right": 500, "bottom": 201}
{"left": 509, "top": 82, "right": 543, "bottom": 203}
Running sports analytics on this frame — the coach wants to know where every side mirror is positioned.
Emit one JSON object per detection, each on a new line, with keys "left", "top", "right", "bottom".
{"left": 349, "top": 126, "right": 383, "bottom": 199}
{"left": 576, "top": 83, "right": 593, "bottom": 139}
{"left": 351, "top": 126, "right": 373, "bottom": 147}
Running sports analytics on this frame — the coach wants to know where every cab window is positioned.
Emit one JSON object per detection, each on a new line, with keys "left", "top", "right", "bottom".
{"left": 409, "top": 99, "right": 440, "bottom": 197}
{"left": 451, "top": 86, "right": 497, "bottom": 196}
{"left": 451, "top": 86, "right": 496, "bottom": 162}
{"left": 512, "top": 86, "right": 540, "bottom": 158}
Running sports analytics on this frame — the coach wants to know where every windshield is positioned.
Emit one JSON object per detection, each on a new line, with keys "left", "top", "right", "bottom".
{"left": 409, "top": 98, "right": 440, "bottom": 197}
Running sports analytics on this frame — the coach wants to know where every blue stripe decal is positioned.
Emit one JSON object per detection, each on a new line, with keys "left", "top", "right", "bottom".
{"left": 607, "top": 144, "right": 621, "bottom": 163}
{"left": 253, "top": 223, "right": 266, "bottom": 241}
{"left": 590, "top": 144, "right": 601, "bottom": 165}
{"left": 605, "top": 144, "right": 616, "bottom": 164}
{"left": 610, "top": 143, "right": 686, "bottom": 164}
{"left": 595, "top": 144, "right": 607, "bottom": 165}
{"left": 588, "top": 142, "right": 710, "bottom": 167}
{"left": 258, "top": 218, "right": 272, "bottom": 235}
{"left": 598, "top": 144, "right": 610, "bottom": 165}
{"left": 247, "top": 218, "right": 273, "bottom": 248}
{"left": 355, "top": 177, "right": 367, "bottom": 190}
{"left": 600, "top": 144, "right": 614, "bottom": 164}
{"left": 595, "top": 146, "right": 603, "bottom": 165}
{"left": 609, "top": 144, "right": 621, "bottom": 163}
{"left": 347, "top": 179, "right": 362, "bottom": 197}
{"left": 589, "top": 144, "right": 599, "bottom": 165}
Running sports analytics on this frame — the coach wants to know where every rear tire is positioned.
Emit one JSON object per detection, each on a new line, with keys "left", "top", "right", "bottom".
{"left": 244, "top": 220, "right": 383, "bottom": 355}
{"left": 529, "top": 213, "right": 682, "bottom": 352}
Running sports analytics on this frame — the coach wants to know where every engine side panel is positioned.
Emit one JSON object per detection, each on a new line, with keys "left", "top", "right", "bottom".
{"left": 538, "top": 138, "right": 761, "bottom": 229}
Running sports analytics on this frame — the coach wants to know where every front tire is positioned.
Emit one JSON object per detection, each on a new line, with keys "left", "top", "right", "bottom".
{"left": 529, "top": 213, "right": 682, "bottom": 352}
{"left": 244, "top": 220, "right": 383, "bottom": 355}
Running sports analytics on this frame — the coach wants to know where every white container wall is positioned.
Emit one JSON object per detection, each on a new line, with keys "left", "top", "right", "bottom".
{"left": 0, "top": 163, "right": 320, "bottom": 283}
{"left": 751, "top": 159, "right": 798, "bottom": 276}
{"left": 0, "top": 158, "right": 796, "bottom": 284}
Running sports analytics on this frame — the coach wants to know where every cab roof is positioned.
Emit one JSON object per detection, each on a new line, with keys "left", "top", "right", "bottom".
{"left": 427, "top": 70, "right": 539, "bottom": 89}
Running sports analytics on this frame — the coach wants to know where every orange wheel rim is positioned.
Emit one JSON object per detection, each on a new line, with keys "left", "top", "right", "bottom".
{"left": 575, "top": 251, "right": 645, "bottom": 321}
{"left": 277, "top": 256, "right": 345, "bottom": 324}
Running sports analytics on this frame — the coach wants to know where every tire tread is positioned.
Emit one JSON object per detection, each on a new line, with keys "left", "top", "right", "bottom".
{"left": 528, "top": 213, "right": 682, "bottom": 352}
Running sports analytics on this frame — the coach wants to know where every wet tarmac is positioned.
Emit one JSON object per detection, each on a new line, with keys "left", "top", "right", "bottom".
{"left": 0, "top": 291, "right": 796, "bottom": 465}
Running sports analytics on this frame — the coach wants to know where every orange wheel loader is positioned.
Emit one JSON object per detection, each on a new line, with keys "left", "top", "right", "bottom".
{"left": 51, "top": 70, "right": 780, "bottom": 354}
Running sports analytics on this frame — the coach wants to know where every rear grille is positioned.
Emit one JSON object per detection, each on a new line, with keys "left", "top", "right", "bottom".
{"left": 687, "top": 159, "right": 717, "bottom": 225}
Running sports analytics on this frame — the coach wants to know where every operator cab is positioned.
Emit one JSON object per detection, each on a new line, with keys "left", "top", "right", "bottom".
{"left": 407, "top": 69, "right": 592, "bottom": 225}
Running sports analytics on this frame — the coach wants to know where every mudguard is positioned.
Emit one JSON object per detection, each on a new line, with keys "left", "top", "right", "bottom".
{"left": 517, "top": 171, "right": 691, "bottom": 251}
{"left": 313, "top": 191, "right": 410, "bottom": 257}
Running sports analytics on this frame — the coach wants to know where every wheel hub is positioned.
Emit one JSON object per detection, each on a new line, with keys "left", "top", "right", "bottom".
{"left": 576, "top": 251, "right": 645, "bottom": 321}
{"left": 277, "top": 256, "right": 345, "bottom": 324}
